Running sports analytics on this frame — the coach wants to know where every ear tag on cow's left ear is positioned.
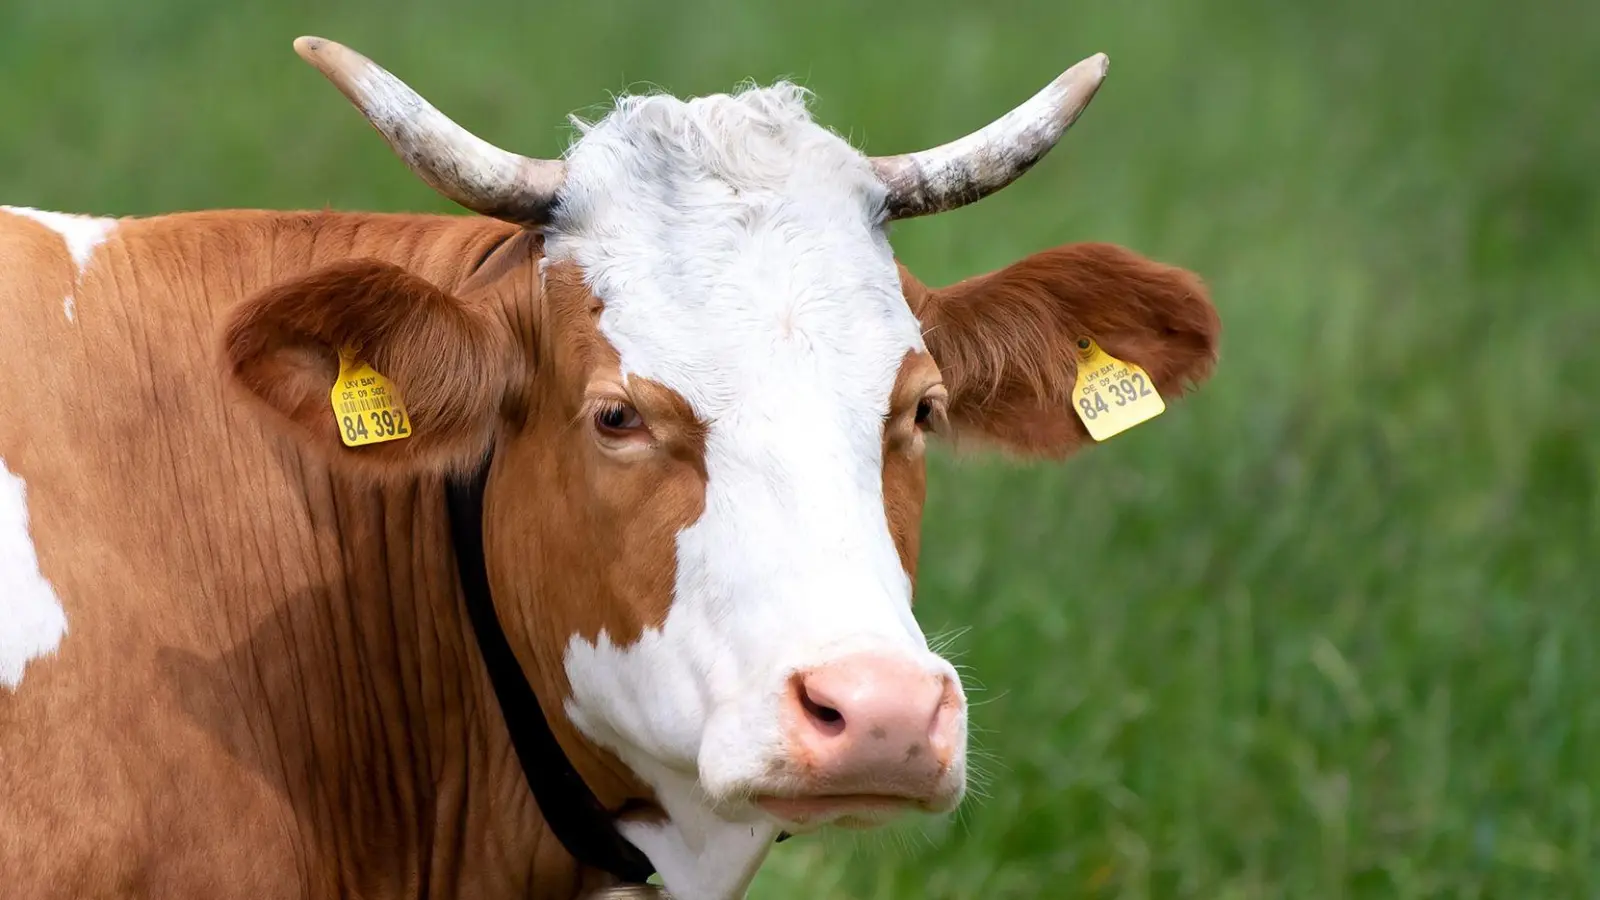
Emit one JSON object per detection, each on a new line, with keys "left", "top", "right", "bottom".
{"left": 1071, "top": 337, "right": 1165, "bottom": 441}
{"left": 330, "top": 347, "right": 412, "bottom": 448}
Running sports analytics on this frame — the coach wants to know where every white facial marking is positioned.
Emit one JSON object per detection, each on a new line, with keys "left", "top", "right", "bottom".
{"left": 547, "top": 84, "right": 963, "bottom": 878}
{"left": 2, "top": 206, "right": 117, "bottom": 322}
{"left": 0, "top": 459, "right": 68, "bottom": 690}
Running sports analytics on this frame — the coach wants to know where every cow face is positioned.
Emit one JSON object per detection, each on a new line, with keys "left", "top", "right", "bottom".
{"left": 223, "top": 38, "right": 1220, "bottom": 871}
{"left": 517, "top": 86, "right": 962, "bottom": 827}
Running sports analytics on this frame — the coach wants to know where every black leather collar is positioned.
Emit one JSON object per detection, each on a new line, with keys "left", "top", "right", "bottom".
{"left": 444, "top": 454, "right": 658, "bottom": 885}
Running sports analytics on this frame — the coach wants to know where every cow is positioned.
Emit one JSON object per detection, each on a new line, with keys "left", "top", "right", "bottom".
{"left": 0, "top": 36, "right": 1220, "bottom": 900}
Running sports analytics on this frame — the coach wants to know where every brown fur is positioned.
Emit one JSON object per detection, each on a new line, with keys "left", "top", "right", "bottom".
{"left": 478, "top": 261, "right": 710, "bottom": 809}
{"left": 904, "top": 242, "right": 1220, "bottom": 456}
{"left": 882, "top": 350, "right": 943, "bottom": 583}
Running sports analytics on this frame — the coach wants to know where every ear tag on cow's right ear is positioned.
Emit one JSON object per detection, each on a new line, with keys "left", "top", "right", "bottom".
{"left": 1071, "top": 337, "right": 1165, "bottom": 441}
{"left": 330, "top": 347, "right": 412, "bottom": 448}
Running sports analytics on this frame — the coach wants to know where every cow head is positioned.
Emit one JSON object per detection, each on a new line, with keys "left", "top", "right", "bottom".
{"left": 223, "top": 37, "right": 1219, "bottom": 891}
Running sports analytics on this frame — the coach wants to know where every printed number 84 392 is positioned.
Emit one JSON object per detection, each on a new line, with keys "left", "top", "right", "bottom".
{"left": 1077, "top": 373, "right": 1153, "bottom": 420}
{"left": 341, "top": 408, "right": 410, "bottom": 443}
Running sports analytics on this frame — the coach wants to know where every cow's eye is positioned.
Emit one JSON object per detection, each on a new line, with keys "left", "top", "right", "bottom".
{"left": 914, "top": 387, "right": 949, "bottom": 434}
{"left": 594, "top": 401, "right": 645, "bottom": 435}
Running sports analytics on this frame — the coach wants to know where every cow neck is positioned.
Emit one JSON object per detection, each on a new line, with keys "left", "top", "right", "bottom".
{"left": 443, "top": 450, "right": 658, "bottom": 886}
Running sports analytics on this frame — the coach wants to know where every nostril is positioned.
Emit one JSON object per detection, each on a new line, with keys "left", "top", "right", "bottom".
{"left": 805, "top": 695, "right": 844, "bottom": 725}
{"left": 795, "top": 676, "right": 847, "bottom": 737}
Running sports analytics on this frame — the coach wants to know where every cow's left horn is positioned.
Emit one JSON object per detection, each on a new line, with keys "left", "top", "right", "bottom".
{"left": 293, "top": 36, "right": 565, "bottom": 227}
{"left": 870, "top": 53, "right": 1109, "bottom": 220}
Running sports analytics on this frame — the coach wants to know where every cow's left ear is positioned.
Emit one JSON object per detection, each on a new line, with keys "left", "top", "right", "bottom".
{"left": 903, "top": 242, "right": 1221, "bottom": 457}
{"left": 221, "top": 259, "right": 518, "bottom": 476}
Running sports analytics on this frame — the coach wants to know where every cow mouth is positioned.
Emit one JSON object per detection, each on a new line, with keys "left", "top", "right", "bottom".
{"left": 753, "top": 793, "right": 926, "bottom": 829}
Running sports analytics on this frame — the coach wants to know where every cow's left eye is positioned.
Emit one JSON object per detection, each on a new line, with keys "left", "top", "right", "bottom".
{"left": 915, "top": 399, "right": 934, "bottom": 425}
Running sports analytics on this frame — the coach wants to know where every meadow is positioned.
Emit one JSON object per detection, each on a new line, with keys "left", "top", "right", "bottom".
{"left": 3, "top": 0, "right": 1596, "bottom": 896}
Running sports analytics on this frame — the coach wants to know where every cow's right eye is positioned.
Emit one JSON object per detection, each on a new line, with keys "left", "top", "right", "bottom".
{"left": 594, "top": 401, "right": 645, "bottom": 435}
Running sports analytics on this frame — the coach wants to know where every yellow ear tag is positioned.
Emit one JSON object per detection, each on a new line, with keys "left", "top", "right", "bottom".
{"left": 1071, "top": 337, "right": 1165, "bottom": 441}
{"left": 330, "top": 348, "right": 412, "bottom": 447}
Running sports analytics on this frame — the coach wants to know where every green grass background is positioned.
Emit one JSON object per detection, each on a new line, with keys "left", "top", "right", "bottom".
{"left": 4, "top": 0, "right": 1596, "bottom": 896}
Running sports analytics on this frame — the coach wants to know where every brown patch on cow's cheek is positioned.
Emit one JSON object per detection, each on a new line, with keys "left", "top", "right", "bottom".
{"left": 882, "top": 349, "right": 937, "bottom": 590}
{"left": 883, "top": 453, "right": 926, "bottom": 587}
{"left": 625, "top": 375, "right": 710, "bottom": 482}
{"left": 488, "top": 261, "right": 695, "bottom": 653}
{"left": 598, "top": 444, "right": 706, "bottom": 635}
{"left": 531, "top": 267, "right": 709, "bottom": 640}
{"left": 482, "top": 264, "right": 708, "bottom": 810}
{"left": 483, "top": 264, "right": 713, "bottom": 812}
{"left": 489, "top": 260, "right": 711, "bottom": 652}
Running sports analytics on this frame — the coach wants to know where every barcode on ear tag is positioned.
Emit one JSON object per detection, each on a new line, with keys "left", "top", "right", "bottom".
{"left": 1071, "top": 337, "right": 1165, "bottom": 441}
{"left": 329, "top": 348, "right": 412, "bottom": 447}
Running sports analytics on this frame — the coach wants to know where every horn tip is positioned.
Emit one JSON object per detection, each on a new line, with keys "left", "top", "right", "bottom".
{"left": 1080, "top": 52, "right": 1110, "bottom": 82}
{"left": 293, "top": 35, "right": 347, "bottom": 68}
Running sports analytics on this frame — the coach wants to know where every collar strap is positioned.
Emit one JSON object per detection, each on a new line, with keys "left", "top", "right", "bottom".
{"left": 444, "top": 455, "right": 657, "bottom": 884}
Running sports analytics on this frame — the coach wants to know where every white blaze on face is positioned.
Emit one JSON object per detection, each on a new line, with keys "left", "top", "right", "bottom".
{"left": 1, "top": 206, "right": 117, "bottom": 323}
{"left": 546, "top": 85, "right": 958, "bottom": 802}
{"left": 0, "top": 459, "right": 68, "bottom": 690}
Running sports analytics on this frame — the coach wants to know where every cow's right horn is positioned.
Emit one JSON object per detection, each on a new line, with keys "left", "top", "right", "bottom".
{"left": 293, "top": 36, "right": 565, "bottom": 227}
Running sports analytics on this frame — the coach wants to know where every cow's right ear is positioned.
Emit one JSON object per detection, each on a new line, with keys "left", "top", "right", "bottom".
{"left": 221, "top": 259, "right": 518, "bottom": 475}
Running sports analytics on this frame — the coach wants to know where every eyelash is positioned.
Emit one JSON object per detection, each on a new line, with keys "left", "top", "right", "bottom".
{"left": 592, "top": 400, "right": 644, "bottom": 434}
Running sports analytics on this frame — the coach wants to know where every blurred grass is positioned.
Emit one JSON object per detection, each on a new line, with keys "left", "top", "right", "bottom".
{"left": 4, "top": 0, "right": 1597, "bottom": 897}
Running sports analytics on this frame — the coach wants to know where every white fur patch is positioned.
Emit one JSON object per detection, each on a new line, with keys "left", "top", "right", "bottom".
{"left": 0, "top": 459, "right": 68, "bottom": 690}
{"left": 547, "top": 84, "right": 965, "bottom": 891}
{"left": 617, "top": 766, "right": 778, "bottom": 900}
{"left": 2, "top": 205, "right": 117, "bottom": 323}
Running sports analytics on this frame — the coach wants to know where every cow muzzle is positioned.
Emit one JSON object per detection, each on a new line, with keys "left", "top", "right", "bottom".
{"left": 756, "top": 652, "right": 966, "bottom": 827}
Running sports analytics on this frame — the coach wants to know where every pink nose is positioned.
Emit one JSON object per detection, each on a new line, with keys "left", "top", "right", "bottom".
{"left": 783, "top": 652, "right": 963, "bottom": 798}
